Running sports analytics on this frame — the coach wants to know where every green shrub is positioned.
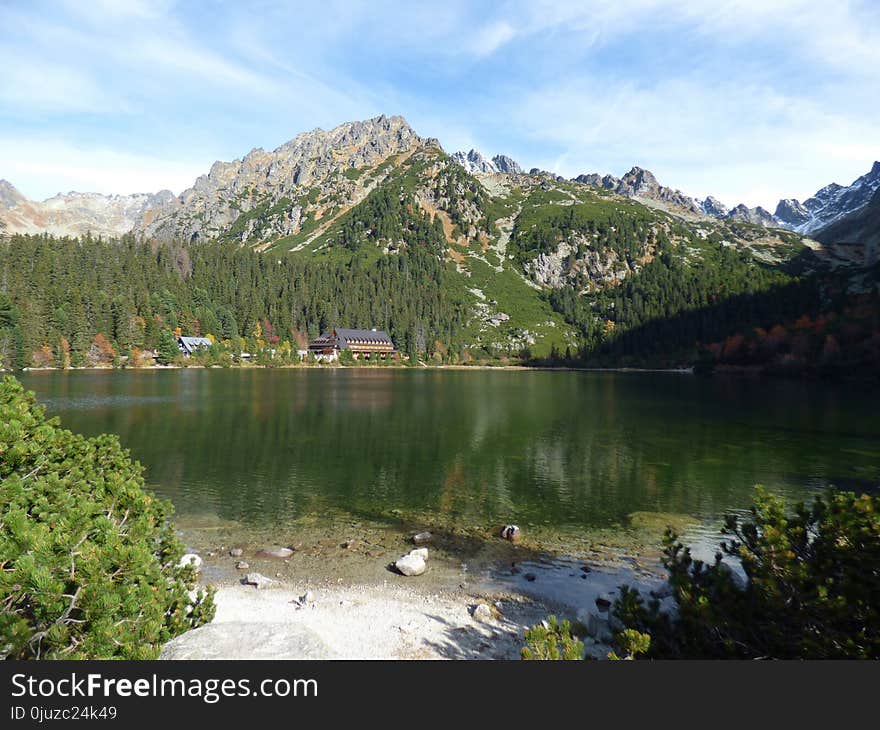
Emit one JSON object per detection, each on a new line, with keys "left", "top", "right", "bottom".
{"left": 614, "top": 487, "right": 880, "bottom": 659}
{"left": 521, "top": 616, "right": 584, "bottom": 660}
{"left": 0, "top": 376, "right": 214, "bottom": 659}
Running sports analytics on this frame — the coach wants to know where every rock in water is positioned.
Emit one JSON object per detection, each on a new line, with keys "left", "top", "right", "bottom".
{"left": 500, "top": 525, "right": 521, "bottom": 543}
{"left": 179, "top": 553, "right": 202, "bottom": 569}
{"left": 245, "top": 572, "right": 277, "bottom": 589}
{"left": 255, "top": 546, "right": 294, "bottom": 559}
{"left": 229, "top": 548, "right": 244, "bottom": 557}
{"left": 395, "top": 549, "right": 427, "bottom": 576}
{"left": 412, "top": 531, "right": 433, "bottom": 544}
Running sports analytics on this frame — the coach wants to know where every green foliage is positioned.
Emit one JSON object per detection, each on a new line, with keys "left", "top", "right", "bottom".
{"left": 156, "top": 329, "right": 180, "bottom": 365}
{"left": 521, "top": 615, "right": 584, "bottom": 660}
{"left": 607, "top": 629, "right": 651, "bottom": 660}
{"left": 510, "top": 194, "right": 655, "bottom": 266}
{"left": 0, "top": 377, "right": 214, "bottom": 659}
{"left": 613, "top": 487, "right": 880, "bottom": 659}
{"left": 0, "top": 233, "right": 468, "bottom": 366}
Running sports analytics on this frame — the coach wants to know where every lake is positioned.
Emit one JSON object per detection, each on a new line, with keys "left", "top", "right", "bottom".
{"left": 19, "top": 368, "right": 880, "bottom": 564}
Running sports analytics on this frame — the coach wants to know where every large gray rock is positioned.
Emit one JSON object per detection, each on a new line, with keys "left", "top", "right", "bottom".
{"left": 160, "top": 621, "right": 336, "bottom": 659}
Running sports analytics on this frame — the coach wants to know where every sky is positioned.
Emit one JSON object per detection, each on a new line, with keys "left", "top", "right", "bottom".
{"left": 1, "top": 0, "right": 879, "bottom": 209}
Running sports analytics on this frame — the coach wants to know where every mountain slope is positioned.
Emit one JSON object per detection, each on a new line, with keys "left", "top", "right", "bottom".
{"left": 815, "top": 186, "right": 880, "bottom": 267}
{"left": 775, "top": 161, "right": 880, "bottom": 234}
{"left": 134, "top": 115, "right": 430, "bottom": 245}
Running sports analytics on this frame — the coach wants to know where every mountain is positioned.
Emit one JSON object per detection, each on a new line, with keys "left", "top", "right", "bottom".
{"left": 698, "top": 196, "right": 730, "bottom": 218}
{"left": 4, "top": 113, "right": 877, "bottom": 373}
{"left": 0, "top": 180, "right": 173, "bottom": 238}
{"left": 134, "top": 115, "right": 429, "bottom": 245}
{"left": 775, "top": 161, "right": 880, "bottom": 235}
{"left": 815, "top": 186, "right": 880, "bottom": 267}
{"left": 725, "top": 204, "right": 779, "bottom": 227}
{"left": 574, "top": 166, "right": 702, "bottom": 215}
{"left": 451, "top": 149, "right": 523, "bottom": 175}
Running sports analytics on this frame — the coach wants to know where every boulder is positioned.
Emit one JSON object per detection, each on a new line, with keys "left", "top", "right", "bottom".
{"left": 395, "top": 550, "right": 427, "bottom": 577}
{"left": 229, "top": 548, "right": 244, "bottom": 558}
{"left": 472, "top": 603, "right": 494, "bottom": 622}
{"left": 244, "top": 572, "right": 277, "bottom": 589}
{"left": 255, "top": 546, "right": 294, "bottom": 559}
{"left": 179, "top": 553, "right": 202, "bottom": 569}
{"left": 412, "top": 531, "right": 433, "bottom": 544}
{"left": 235, "top": 561, "right": 249, "bottom": 570}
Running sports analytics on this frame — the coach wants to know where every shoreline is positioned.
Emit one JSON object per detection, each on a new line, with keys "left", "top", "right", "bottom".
{"left": 161, "top": 521, "right": 671, "bottom": 660}
{"left": 15, "top": 363, "right": 695, "bottom": 374}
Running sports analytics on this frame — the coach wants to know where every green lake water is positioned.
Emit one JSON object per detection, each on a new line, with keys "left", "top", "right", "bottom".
{"left": 19, "top": 369, "right": 880, "bottom": 561}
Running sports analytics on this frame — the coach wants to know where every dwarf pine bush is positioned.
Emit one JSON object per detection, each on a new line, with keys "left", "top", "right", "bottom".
{"left": 0, "top": 376, "right": 214, "bottom": 659}
{"left": 614, "top": 487, "right": 880, "bottom": 659}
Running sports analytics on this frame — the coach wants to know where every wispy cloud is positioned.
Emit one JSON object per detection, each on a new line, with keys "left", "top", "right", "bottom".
{"left": 1, "top": 0, "right": 878, "bottom": 205}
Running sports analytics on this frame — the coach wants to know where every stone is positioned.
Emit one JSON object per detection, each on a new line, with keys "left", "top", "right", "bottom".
{"left": 229, "top": 548, "right": 244, "bottom": 558}
{"left": 595, "top": 596, "right": 612, "bottom": 613}
{"left": 412, "top": 531, "right": 433, "bottom": 544}
{"left": 408, "top": 547, "right": 428, "bottom": 560}
{"left": 160, "top": 622, "right": 336, "bottom": 660}
{"left": 341, "top": 539, "right": 358, "bottom": 550}
{"left": 178, "top": 553, "right": 202, "bottom": 569}
{"left": 500, "top": 525, "right": 521, "bottom": 543}
{"left": 395, "top": 552, "right": 427, "bottom": 577}
{"left": 235, "top": 561, "right": 249, "bottom": 570}
{"left": 255, "top": 546, "right": 294, "bottom": 559}
{"left": 524, "top": 572, "right": 537, "bottom": 582}
{"left": 472, "top": 603, "right": 494, "bottom": 622}
{"left": 244, "top": 572, "right": 277, "bottom": 589}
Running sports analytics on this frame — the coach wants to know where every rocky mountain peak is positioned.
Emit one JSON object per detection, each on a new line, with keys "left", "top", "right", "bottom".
{"left": 699, "top": 196, "right": 730, "bottom": 218}
{"left": 135, "top": 115, "right": 431, "bottom": 243}
{"left": 492, "top": 154, "right": 523, "bottom": 174}
{"left": 0, "top": 179, "right": 26, "bottom": 211}
{"left": 575, "top": 165, "right": 701, "bottom": 215}
{"left": 772, "top": 160, "right": 880, "bottom": 235}
{"left": 451, "top": 149, "right": 523, "bottom": 175}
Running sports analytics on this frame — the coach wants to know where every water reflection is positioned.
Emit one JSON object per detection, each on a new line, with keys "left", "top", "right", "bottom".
{"left": 20, "top": 370, "right": 880, "bottom": 536}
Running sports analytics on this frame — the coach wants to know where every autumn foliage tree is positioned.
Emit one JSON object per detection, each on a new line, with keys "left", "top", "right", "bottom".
{"left": 86, "top": 334, "right": 115, "bottom": 367}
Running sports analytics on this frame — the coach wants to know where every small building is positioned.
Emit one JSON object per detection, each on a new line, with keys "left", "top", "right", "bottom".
{"left": 308, "top": 328, "right": 396, "bottom": 360}
{"left": 177, "top": 336, "right": 213, "bottom": 356}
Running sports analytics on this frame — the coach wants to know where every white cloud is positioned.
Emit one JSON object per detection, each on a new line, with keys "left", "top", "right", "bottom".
{"left": 470, "top": 20, "right": 518, "bottom": 57}
{"left": 0, "top": 137, "right": 206, "bottom": 199}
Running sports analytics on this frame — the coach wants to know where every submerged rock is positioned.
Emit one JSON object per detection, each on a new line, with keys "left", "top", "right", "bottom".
{"left": 500, "top": 525, "right": 521, "bottom": 543}
{"left": 255, "top": 546, "right": 294, "bottom": 559}
{"left": 412, "top": 531, "right": 433, "bottom": 544}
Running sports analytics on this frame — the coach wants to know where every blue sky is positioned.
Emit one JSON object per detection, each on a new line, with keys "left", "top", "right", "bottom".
{"left": 2, "top": 0, "right": 879, "bottom": 208}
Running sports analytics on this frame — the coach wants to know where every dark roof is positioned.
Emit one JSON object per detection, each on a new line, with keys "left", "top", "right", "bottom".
{"left": 308, "top": 328, "right": 394, "bottom": 350}
{"left": 334, "top": 328, "right": 393, "bottom": 346}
